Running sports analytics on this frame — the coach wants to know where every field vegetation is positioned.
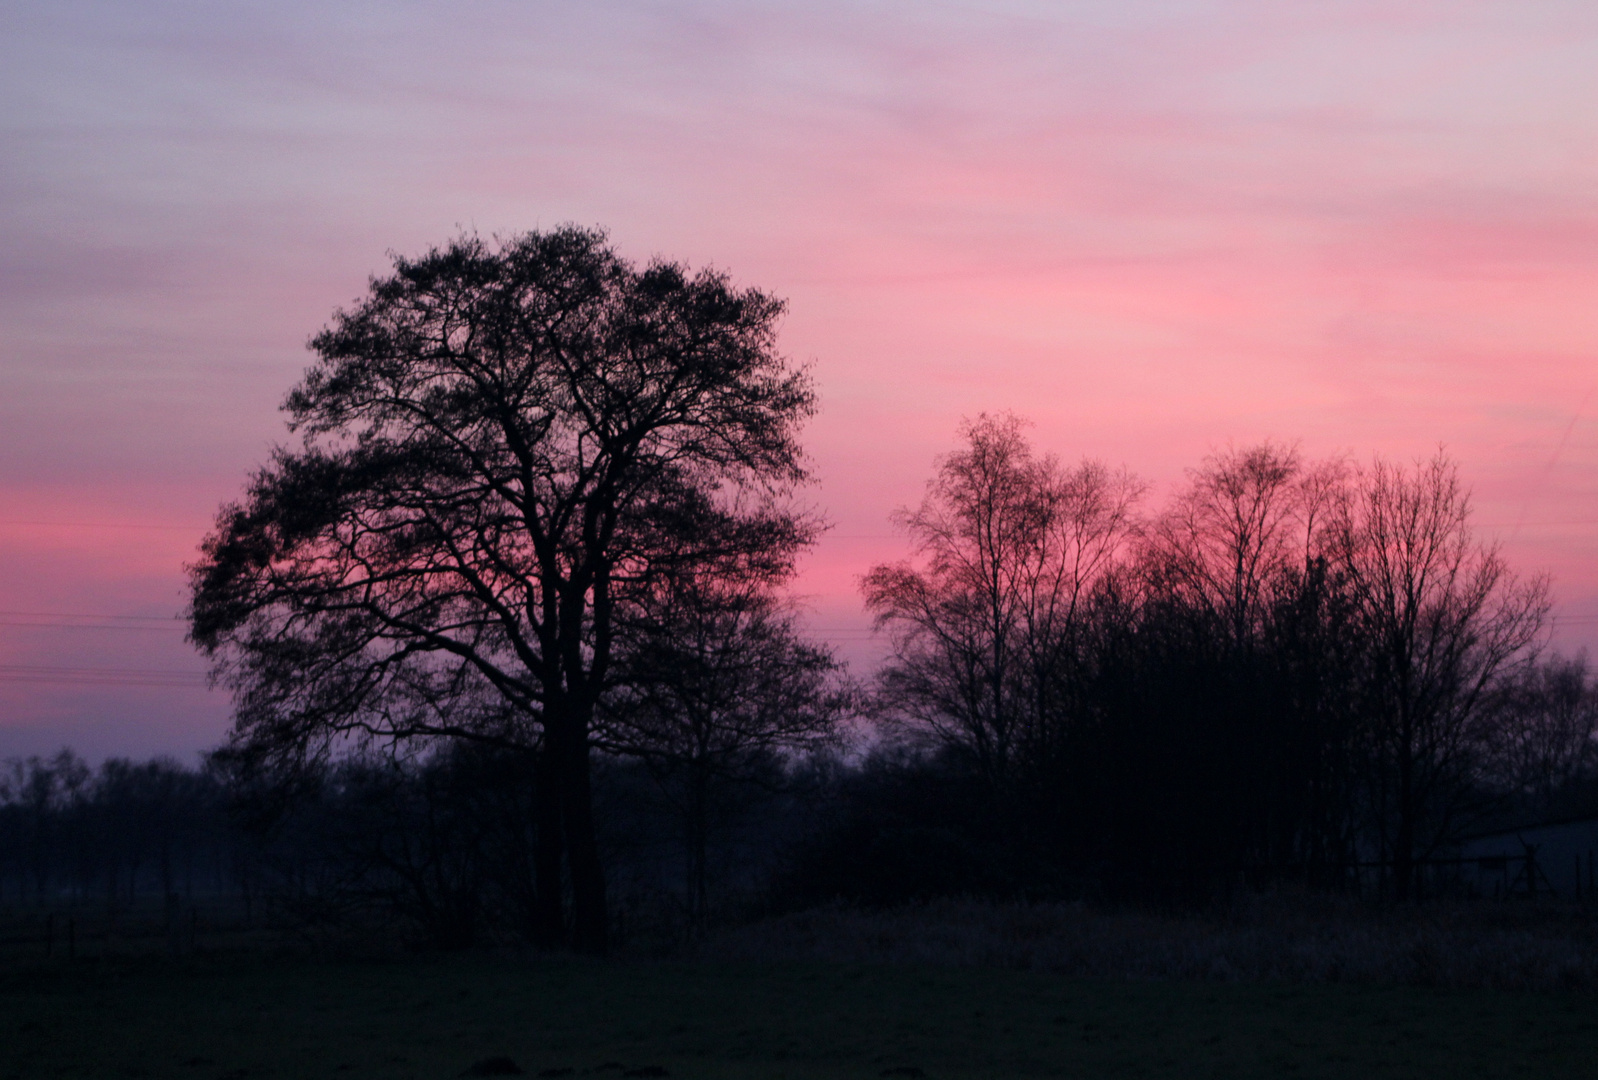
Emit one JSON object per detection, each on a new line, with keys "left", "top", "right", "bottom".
{"left": 7, "top": 945, "right": 1598, "bottom": 1080}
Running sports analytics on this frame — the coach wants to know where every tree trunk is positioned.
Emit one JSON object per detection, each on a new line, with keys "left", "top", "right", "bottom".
{"left": 1393, "top": 713, "right": 1416, "bottom": 902}
{"left": 688, "top": 761, "right": 709, "bottom": 934}
{"left": 561, "top": 710, "right": 608, "bottom": 955}
{"left": 532, "top": 742, "right": 565, "bottom": 948}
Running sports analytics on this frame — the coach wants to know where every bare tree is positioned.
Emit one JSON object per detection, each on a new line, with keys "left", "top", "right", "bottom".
{"left": 862, "top": 414, "right": 1142, "bottom": 783}
{"left": 188, "top": 227, "right": 816, "bottom": 952}
{"left": 1144, "top": 442, "right": 1346, "bottom": 648}
{"left": 1336, "top": 451, "right": 1548, "bottom": 899}
{"left": 1482, "top": 651, "right": 1598, "bottom": 817}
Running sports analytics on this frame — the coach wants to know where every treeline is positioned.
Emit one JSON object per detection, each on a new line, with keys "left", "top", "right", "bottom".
{"left": 0, "top": 753, "right": 232, "bottom": 913}
{"left": 837, "top": 418, "right": 1592, "bottom": 904}
{"left": 6, "top": 432, "right": 1597, "bottom": 947}
{"left": 0, "top": 743, "right": 826, "bottom": 947}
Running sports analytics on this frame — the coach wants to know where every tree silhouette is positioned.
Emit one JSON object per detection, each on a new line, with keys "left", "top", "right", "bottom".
{"left": 1337, "top": 452, "right": 1548, "bottom": 900}
{"left": 605, "top": 568, "right": 848, "bottom": 929}
{"left": 188, "top": 227, "right": 816, "bottom": 952}
{"left": 1144, "top": 442, "right": 1345, "bottom": 649}
{"left": 1483, "top": 651, "right": 1598, "bottom": 817}
{"left": 862, "top": 413, "right": 1141, "bottom": 785}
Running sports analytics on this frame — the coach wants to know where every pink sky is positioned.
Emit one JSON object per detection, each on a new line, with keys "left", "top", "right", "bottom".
{"left": 3, "top": 1, "right": 1597, "bottom": 760}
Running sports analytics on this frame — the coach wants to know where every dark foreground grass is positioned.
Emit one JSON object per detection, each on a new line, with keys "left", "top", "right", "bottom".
{"left": 3, "top": 950, "right": 1597, "bottom": 1080}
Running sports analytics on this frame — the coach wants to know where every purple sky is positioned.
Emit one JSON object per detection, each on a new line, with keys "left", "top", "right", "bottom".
{"left": 3, "top": 1, "right": 1597, "bottom": 761}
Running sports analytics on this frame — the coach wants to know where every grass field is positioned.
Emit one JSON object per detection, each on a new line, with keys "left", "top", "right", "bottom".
{"left": 4, "top": 949, "right": 1598, "bottom": 1080}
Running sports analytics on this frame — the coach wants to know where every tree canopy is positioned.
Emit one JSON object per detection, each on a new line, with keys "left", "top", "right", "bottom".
{"left": 188, "top": 226, "right": 818, "bottom": 951}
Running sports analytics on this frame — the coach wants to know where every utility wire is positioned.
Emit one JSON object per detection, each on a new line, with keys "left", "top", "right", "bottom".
{"left": 0, "top": 610, "right": 184, "bottom": 632}
{"left": 0, "top": 664, "right": 209, "bottom": 688}
{"left": 0, "top": 520, "right": 207, "bottom": 531}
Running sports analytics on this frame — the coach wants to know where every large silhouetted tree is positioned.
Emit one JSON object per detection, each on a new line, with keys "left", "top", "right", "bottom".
{"left": 188, "top": 227, "right": 816, "bottom": 952}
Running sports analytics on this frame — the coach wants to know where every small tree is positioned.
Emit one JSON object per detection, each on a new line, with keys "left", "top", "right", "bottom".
{"left": 188, "top": 227, "right": 816, "bottom": 952}
{"left": 605, "top": 570, "right": 847, "bottom": 929}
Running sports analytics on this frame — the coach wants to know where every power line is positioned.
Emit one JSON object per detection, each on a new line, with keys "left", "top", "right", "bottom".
{"left": 0, "top": 664, "right": 210, "bottom": 688}
{"left": 0, "top": 520, "right": 207, "bottom": 532}
{"left": 0, "top": 610, "right": 183, "bottom": 631}
{"left": 0, "top": 610, "right": 175, "bottom": 619}
{"left": 0, "top": 622, "right": 184, "bottom": 633}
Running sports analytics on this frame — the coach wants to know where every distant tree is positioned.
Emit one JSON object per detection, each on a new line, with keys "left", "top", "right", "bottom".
{"left": 98, "top": 758, "right": 216, "bottom": 904}
{"left": 862, "top": 414, "right": 1142, "bottom": 786}
{"left": 1336, "top": 452, "right": 1548, "bottom": 900}
{"left": 604, "top": 569, "right": 849, "bottom": 929}
{"left": 1481, "top": 651, "right": 1598, "bottom": 818}
{"left": 0, "top": 751, "right": 89, "bottom": 904}
{"left": 309, "top": 749, "right": 527, "bottom": 949}
{"left": 188, "top": 227, "right": 816, "bottom": 952}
